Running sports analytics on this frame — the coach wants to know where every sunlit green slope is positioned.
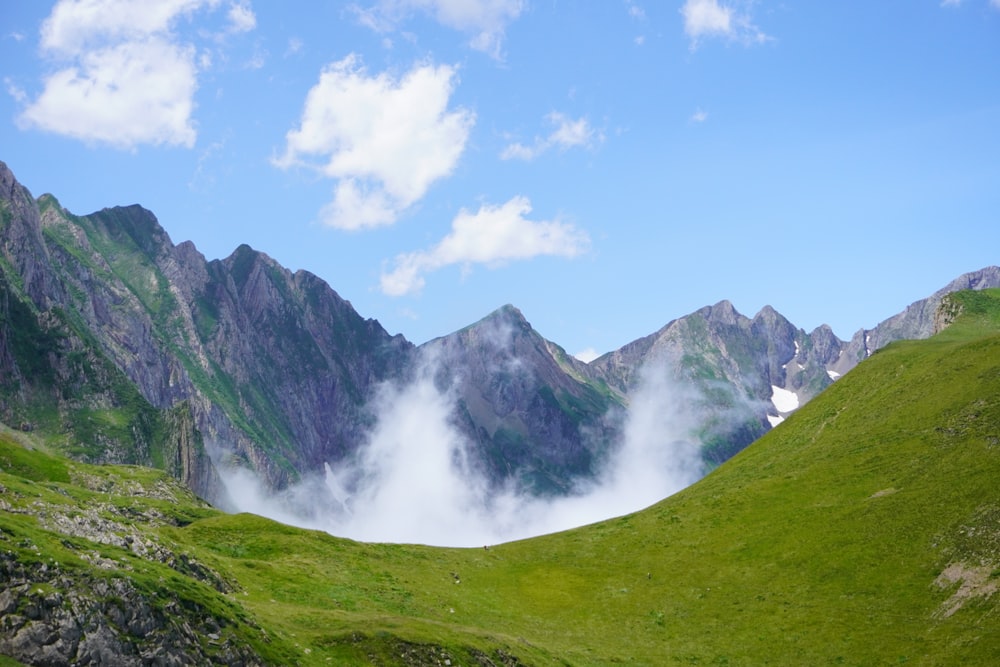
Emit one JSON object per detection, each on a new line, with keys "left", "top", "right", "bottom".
{"left": 2, "top": 290, "right": 999, "bottom": 665}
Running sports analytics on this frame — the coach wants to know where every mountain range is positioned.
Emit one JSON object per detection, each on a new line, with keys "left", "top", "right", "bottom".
{"left": 2, "top": 158, "right": 998, "bottom": 509}
{"left": 2, "top": 286, "right": 998, "bottom": 665}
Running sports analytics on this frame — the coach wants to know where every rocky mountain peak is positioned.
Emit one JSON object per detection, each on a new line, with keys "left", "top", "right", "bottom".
{"left": 87, "top": 205, "right": 174, "bottom": 262}
{"left": 221, "top": 243, "right": 275, "bottom": 286}
{"left": 947, "top": 266, "right": 1000, "bottom": 292}
{"left": 435, "top": 303, "right": 536, "bottom": 355}
{"left": 753, "top": 305, "right": 784, "bottom": 325}
{"left": 0, "top": 166, "right": 63, "bottom": 309}
{"left": 698, "top": 299, "right": 740, "bottom": 326}
{"left": 0, "top": 160, "right": 18, "bottom": 198}
{"left": 477, "top": 303, "right": 530, "bottom": 330}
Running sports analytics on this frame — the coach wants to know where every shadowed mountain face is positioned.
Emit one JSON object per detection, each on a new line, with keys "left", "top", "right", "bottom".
{"left": 2, "top": 159, "right": 998, "bottom": 503}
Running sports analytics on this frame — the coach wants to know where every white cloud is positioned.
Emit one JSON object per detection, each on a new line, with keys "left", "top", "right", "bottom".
{"left": 680, "top": 0, "right": 768, "bottom": 47}
{"left": 285, "top": 36, "right": 304, "bottom": 56}
{"left": 17, "top": 0, "right": 254, "bottom": 150}
{"left": 219, "top": 350, "right": 703, "bottom": 547}
{"left": 940, "top": 0, "right": 1000, "bottom": 9}
{"left": 500, "top": 112, "right": 601, "bottom": 161}
{"left": 274, "top": 54, "right": 474, "bottom": 230}
{"left": 498, "top": 142, "right": 536, "bottom": 161}
{"left": 356, "top": 0, "right": 525, "bottom": 58}
{"left": 321, "top": 179, "right": 398, "bottom": 231}
{"left": 626, "top": 1, "right": 646, "bottom": 20}
{"left": 244, "top": 48, "right": 267, "bottom": 69}
{"left": 691, "top": 108, "right": 708, "bottom": 123}
{"left": 380, "top": 196, "right": 590, "bottom": 296}
{"left": 549, "top": 112, "right": 596, "bottom": 148}
{"left": 20, "top": 36, "right": 199, "bottom": 149}
{"left": 4, "top": 78, "right": 27, "bottom": 104}
{"left": 681, "top": 0, "right": 731, "bottom": 38}
{"left": 38, "top": 0, "right": 210, "bottom": 55}
{"left": 226, "top": 0, "right": 256, "bottom": 32}
{"left": 574, "top": 347, "right": 601, "bottom": 363}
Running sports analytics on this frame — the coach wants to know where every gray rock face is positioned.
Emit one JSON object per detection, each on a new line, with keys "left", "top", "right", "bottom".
{"left": 0, "top": 467, "right": 264, "bottom": 667}
{"left": 0, "top": 160, "right": 412, "bottom": 503}
{"left": 588, "top": 269, "right": 1000, "bottom": 463}
{"left": 838, "top": 266, "right": 1000, "bottom": 371}
{"left": 420, "top": 305, "right": 622, "bottom": 494}
{"left": 0, "top": 546, "right": 264, "bottom": 666}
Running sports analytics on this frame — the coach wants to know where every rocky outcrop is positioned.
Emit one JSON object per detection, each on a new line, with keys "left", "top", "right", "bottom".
{"left": 0, "top": 460, "right": 266, "bottom": 667}
{"left": 0, "top": 558, "right": 263, "bottom": 667}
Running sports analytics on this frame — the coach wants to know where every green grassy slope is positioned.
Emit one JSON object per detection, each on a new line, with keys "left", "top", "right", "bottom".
{"left": 3, "top": 290, "right": 999, "bottom": 665}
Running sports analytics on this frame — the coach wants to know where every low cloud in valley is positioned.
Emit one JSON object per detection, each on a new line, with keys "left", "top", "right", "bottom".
{"left": 220, "top": 352, "right": 705, "bottom": 547}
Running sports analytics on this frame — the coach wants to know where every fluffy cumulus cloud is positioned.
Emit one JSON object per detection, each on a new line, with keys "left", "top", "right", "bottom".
{"left": 21, "top": 37, "right": 199, "bottom": 149}
{"left": 680, "top": 0, "right": 768, "bottom": 47}
{"left": 357, "top": 0, "right": 525, "bottom": 58}
{"left": 273, "top": 54, "right": 474, "bottom": 230}
{"left": 380, "top": 196, "right": 589, "bottom": 296}
{"left": 17, "top": 0, "right": 256, "bottom": 149}
{"left": 681, "top": 0, "right": 731, "bottom": 37}
{"left": 501, "top": 112, "right": 601, "bottom": 161}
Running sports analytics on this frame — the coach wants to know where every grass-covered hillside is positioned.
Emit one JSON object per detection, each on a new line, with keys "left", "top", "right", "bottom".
{"left": 3, "top": 290, "right": 1000, "bottom": 665}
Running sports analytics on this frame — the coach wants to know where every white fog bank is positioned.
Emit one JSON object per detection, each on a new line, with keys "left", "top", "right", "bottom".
{"left": 219, "top": 359, "right": 704, "bottom": 547}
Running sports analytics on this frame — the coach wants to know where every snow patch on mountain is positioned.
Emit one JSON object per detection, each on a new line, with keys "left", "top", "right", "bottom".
{"left": 770, "top": 385, "right": 799, "bottom": 413}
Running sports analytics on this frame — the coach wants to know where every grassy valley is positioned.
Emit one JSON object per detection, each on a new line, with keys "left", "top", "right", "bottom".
{"left": 2, "top": 290, "right": 1000, "bottom": 665}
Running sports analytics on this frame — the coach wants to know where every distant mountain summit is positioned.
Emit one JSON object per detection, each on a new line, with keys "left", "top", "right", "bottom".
{"left": 420, "top": 304, "right": 621, "bottom": 493}
{"left": 590, "top": 299, "right": 841, "bottom": 464}
{"left": 589, "top": 266, "right": 1000, "bottom": 463}
{"left": 2, "top": 158, "right": 998, "bottom": 504}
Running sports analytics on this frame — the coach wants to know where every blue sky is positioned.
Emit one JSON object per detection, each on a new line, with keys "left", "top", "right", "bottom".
{"left": 2, "top": 1, "right": 998, "bottom": 361}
